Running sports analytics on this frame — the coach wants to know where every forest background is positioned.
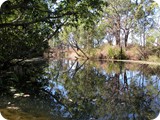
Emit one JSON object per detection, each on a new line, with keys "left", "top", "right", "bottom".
{"left": 0, "top": 0, "right": 160, "bottom": 69}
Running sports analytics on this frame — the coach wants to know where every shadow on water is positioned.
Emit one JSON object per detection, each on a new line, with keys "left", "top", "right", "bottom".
{"left": 0, "top": 60, "right": 69, "bottom": 120}
{"left": 0, "top": 59, "right": 160, "bottom": 120}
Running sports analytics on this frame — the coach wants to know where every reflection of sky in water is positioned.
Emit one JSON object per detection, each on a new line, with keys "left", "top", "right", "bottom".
{"left": 101, "top": 68, "right": 160, "bottom": 90}
{"left": 45, "top": 80, "right": 68, "bottom": 99}
{"left": 43, "top": 60, "right": 160, "bottom": 119}
{"left": 47, "top": 60, "right": 160, "bottom": 92}
{"left": 44, "top": 80, "right": 70, "bottom": 117}
{"left": 45, "top": 61, "right": 160, "bottom": 102}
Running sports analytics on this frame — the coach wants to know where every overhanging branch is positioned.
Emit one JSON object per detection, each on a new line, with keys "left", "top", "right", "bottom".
{"left": 0, "top": 11, "right": 77, "bottom": 28}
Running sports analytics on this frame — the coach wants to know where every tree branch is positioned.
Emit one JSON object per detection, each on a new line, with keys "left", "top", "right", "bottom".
{"left": 0, "top": 11, "right": 76, "bottom": 28}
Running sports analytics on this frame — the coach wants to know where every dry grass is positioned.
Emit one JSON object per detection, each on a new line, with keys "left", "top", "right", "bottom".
{"left": 148, "top": 55, "right": 160, "bottom": 63}
{"left": 125, "top": 45, "right": 141, "bottom": 60}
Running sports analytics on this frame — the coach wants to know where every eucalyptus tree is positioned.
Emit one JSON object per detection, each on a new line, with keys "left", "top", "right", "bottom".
{"left": 0, "top": 0, "right": 106, "bottom": 66}
{"left": 134, "top": 0, "right": 159, "bottom": 46}
{"left": 103, "top": 0, "right": 158, "bottom": 47}
{"left": 102, "top": 0, "right": 134, "bottom": 46}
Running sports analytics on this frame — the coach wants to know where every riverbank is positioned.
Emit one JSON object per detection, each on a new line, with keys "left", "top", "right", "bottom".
{"left": 113, "top": 59, "right": 160, "bottom": 65}
{"left": 61, "top": 44, "right": 160, "bottom": 65}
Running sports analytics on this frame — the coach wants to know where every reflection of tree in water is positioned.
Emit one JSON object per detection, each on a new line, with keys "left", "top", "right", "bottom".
{"left": 0, "top": 62, "right": 47, "bottom": 95}
{"left": 0, "top": 61, "right": 71, "bottom": 119}
{"left": 3, "top": 60, "right": 159, "bottom": 119}
{"left": 47, "top": 60, "right": 160, "bottom": 120}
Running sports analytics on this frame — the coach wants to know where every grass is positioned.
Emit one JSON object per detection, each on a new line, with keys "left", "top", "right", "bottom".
{"left": 148, "top": 55, "right": 160, "bottom": 63}
{"left": 62, "top": 43, "right": 160, "bottom": 64}
{"left": 88, "top": 44, "right": 127, "bottom": 60}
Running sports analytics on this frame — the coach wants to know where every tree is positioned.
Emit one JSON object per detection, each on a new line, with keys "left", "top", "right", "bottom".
{"left": 103, "top": 0, "right": 158, "bottom": 47}
{"left": 58, "top": 20, "right": 108, "bottom": 58}
{"left": 103, "top": 0, "right": 133, "bottom": 46}
{"left": 45, "top": 60, "right": 160, "bottom": 119}
{"left": 134, "top": 0, "right": 159, "bottom": 47}
{"left": 0, "top": 0, "right": 106, "bottom": 65}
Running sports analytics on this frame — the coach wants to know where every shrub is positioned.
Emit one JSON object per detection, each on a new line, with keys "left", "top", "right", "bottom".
{"left": 89, "top": 44, "right": 127, "bottom": 60}
{"left": 107, "top": 46, "right": 127, "bottom": 59}
{"left": 117, "top": 47, "right": 127, "bottom": 59}
{"left": 89, "top": 48, "right": 99, "bottom": 59}
{"left": 108, "top": 47, "right": 115, "bottom": 59}
{"left": 148, "top": 55, "right": 160, "bottom": 62}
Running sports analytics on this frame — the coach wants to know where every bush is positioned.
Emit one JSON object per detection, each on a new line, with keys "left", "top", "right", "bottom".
{"left": 107, "top": 46, "right": 127, "bottom": 60}
{"left": 88, "top": 48, "right": 98, "bottom": 59}
{"left": 117, "top": 47, "right": 127, "bottom": 59}
{"left": 108, "top": 47, "right": 115, "bottom": 59}
{"left": 89, "top": 44, "right": 127, "bottom": 60}
{"left": 148, "top": 55, "right": 160, "bottom": 62}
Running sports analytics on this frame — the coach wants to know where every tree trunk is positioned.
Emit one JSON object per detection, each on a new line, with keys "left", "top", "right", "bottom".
{"left": 124, "top": 30, "right": 129, "bottom": 47}
{"left": 143, "top": 26, "right": 146, "bottom": 47}
{"left": 124, "top": 69, "right": 128, "bottom": 90}
{"left": 68, "top": 41, "right": 89, "bottom": 59}
{"left": 115, "top": 17, "right": 121, "bottom": 46}
{"left": 115, "top": 30, "right": 120, "bottom": 46}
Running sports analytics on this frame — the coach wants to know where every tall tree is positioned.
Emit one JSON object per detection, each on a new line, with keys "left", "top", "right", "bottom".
{"left": 135, "top": 0, "right": 159, "bottom": 47}
{"left": 0, "top": 0, "right": 106, "bottom": 65}
{"left": 103, "top": 0, "right": 158, "bottom": 47}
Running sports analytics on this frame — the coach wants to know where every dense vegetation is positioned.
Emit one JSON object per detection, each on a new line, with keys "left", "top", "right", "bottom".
{"left": 0, "top": 0, "right": 106, "bottom": 68}
{"left": 55, "top": 0, "right": 160, "bottom": 61}
{"left": 0, "top": 1, "right": 160, "bottom": 119}
{"left": 0, "top": 0, "right": 160, "bottom": 67}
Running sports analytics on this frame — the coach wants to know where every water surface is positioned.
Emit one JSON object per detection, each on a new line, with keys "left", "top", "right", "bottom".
{"left": 0, "top": 59, "right": 160, "bottom": 120}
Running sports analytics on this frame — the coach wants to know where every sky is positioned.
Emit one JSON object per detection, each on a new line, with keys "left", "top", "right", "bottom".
{"left": 154, "top": 0, "right": 160, "bottom": 6}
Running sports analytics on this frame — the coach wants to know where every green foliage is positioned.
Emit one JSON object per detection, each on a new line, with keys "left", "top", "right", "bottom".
{"left": 108, "top": 47, "right": 116, "bottom": 59}
{"left": 46, "top": 60, "right": 160, "bottom": 119}
{"left": 102, "top": 0, "right": 158, "bottom": 47}
{"left": 148, "top": 55, "right": 160, "bottom": 62}
{"left": 146, "top": 29, "right": 160, "bottom": 47}
{"left": 146, "top": 36, "right": 155, "bottom": 46}
{"left": 88, "top": 48, "right": 98, "bottom": 59}
{"left": 0, "top": 0, "right": 106, "bottom": 64}
{"left": 118, "top": 47, "right": 127, "bottom": 59}
{"left": 135, "top": 4, "right": 145, "bottom": 19}
{"left": 106, "top": 46, "right": 127, "bottom": 59}
{"left": 58, "top": 20, "right": 107, "bottom": 51}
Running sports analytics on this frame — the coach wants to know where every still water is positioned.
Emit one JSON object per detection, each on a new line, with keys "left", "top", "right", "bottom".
{"left": 0, "top": 59, "right": 160, "bottom": 120}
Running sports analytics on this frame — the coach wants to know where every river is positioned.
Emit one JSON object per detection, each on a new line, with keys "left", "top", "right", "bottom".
{"left": 0, "top": 59, "right": 160, "bottom": 120}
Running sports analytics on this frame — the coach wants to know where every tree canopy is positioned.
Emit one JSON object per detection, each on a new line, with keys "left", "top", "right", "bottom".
{"left": 0, "top": 0, "right": 159, "bottom": 63}
{"left": 0, "top": 0, "right": 106, "bottom": 64}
